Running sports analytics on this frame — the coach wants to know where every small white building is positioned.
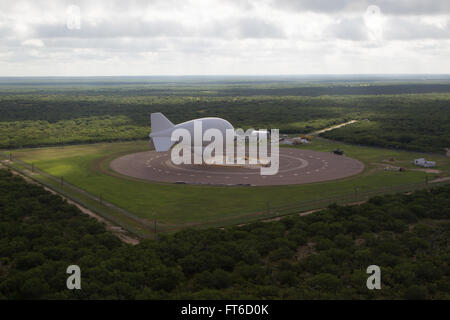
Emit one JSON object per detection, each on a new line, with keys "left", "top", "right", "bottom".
{"left": 292, "top": 137, "right": 310, "bottom": 144}
{"left": 412, "top": 158, "right": 436, "bottom": 168}
{"left": 300, "top": 138, "right": 310, "bottom": 144}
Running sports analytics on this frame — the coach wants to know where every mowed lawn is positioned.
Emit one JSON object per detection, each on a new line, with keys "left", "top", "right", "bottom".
{"left": 9, "top": 139, "right": 449, "bottom": 225}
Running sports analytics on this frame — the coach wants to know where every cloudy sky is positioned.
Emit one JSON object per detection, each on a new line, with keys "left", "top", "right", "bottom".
{"left": 1, "top": 0, "right": 449, "bottom": 76}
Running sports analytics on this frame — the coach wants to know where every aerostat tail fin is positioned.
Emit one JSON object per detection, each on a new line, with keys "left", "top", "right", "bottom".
{"left": 151, "top": 137, "right": 174, "bottom": 152}
{"left": 151, "top": 112, "right": 174, "bottom": 133}
{"left": 150, "top": 113, "right": 176, "bottom": 152}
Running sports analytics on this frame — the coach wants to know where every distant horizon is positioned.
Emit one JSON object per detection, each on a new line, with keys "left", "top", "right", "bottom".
{"left": 1, "top": 74, "right": 450, "bottom": 78}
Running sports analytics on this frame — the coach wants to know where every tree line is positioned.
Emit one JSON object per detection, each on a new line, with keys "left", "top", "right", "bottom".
{"left": 0, "top": 169, "right": 449, "bottom": 299}
{"left": 0, "top": 87, "right": 449, "bottom": 153}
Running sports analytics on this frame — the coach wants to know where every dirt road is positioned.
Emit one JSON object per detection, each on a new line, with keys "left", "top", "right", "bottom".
{"left": 1, "top": 162, "right": 140, "bottom": 245}
{"left": 310, "top": 120, "right": 358, "bottom": 136}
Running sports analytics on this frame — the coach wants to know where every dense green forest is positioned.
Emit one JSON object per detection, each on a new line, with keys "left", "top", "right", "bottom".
{"left": 0, "top": 168, "right": 448, "bottom": 299}
{"left": 320, "top": 94, "right": 450, "bottom": 153}
{"left": 0, "top": 79, "right": 449, "bottom": 153}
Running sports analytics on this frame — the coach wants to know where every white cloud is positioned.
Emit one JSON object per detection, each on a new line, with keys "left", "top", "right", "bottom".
{"left": 0, "top": 0, "right": 448, "bottom": 75}
{"left": 21, "top": 38, "right": 45, "bottom": 47}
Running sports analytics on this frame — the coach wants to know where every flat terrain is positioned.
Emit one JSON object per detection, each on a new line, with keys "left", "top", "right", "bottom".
{"left": 8, "top": 138, "right": 449, "bottom": 229}
{"left": 1, "top": 78, "right": 449, "bottom": 154}
{"left": 110, "top": 149, "right": 364, "bottom": 186}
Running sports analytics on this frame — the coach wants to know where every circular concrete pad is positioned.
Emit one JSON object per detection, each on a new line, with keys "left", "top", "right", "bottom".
{"left": 110, "top": 148, "right": 364, "bottom": 186}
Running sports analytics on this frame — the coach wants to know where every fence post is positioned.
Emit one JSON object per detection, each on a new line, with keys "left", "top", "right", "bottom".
{"left": 154, "top": 220, "right": 158, "bottom": 241}
{"left": 266, "top": 201, "right": 270, "bottom": 215}
{"left": 61, "top": 176, "right": 64, "bottom": 187}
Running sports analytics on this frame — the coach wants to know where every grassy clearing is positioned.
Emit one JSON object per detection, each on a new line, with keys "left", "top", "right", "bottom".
{"left": 0, "top": 157, "right": 155, "bottom": 237}
{"left": 8, "top": 139, "right": 449, "bottom": 226}
{"left": 291, "top": 138, "right": 450, "bottom": 171}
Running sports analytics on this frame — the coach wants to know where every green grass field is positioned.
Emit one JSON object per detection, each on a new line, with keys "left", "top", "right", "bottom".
{"left": 7, "top": 138, "right": 449, "bottom": 230}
